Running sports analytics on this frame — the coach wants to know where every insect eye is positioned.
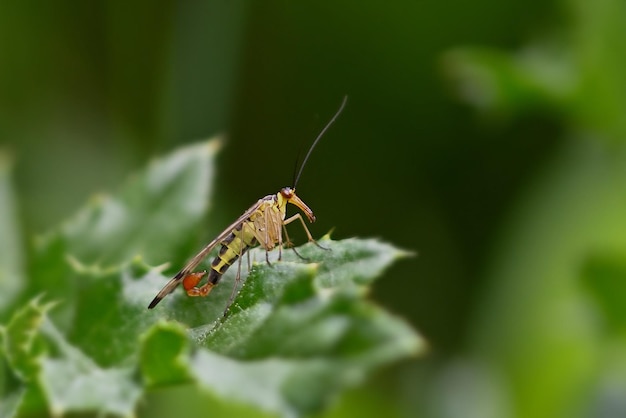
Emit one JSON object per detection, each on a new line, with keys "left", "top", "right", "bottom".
{"left": 281, "top": 188, "right": 293, "bottom": 198}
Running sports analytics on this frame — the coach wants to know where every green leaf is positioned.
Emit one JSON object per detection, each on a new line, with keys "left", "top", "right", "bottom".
{"left": 28, "top": 140, "right": 221, "bottom": 308}
{"left": 38, "top": 347, "right": 141, "bottom": 417}
{"left": 1, "top": 140, "right": 423, "bottom": 417}
{"left": 63, "top": 258, "right": 163, "bottom": 366}
{"left": 139, "top": 320, "right": 192, "bottom": 387}
{"left": 1, "top": 297, "right": 52, "bottom": 382}
{"left": 23, "top": 139, "right": 220, "bottom": 331}
{"left": 580, "top": 252, "right": 626, "bottom": 335}
{"left": 1, "top": 297, "right": 143, "bottom": 416}
{"left": 62, "top": 139, "right": 221, "bottom": 266}
{"left": 180, "top": 239, "right": 422, "bottom": 416}
{"left": 139, "top": 237, "right": 422, "bottom": 416}
{"left": 295, "top": 236, "right": 413, "bottom": 289}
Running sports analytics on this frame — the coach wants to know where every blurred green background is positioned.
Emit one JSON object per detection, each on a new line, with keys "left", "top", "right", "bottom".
{"left": 2, "top": 0, "right": 626, "bottom": 417}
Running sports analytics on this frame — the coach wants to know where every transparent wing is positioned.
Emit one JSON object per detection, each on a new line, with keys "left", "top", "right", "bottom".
{"left": 148, "top": 199, "right": 265, "bottom": 308}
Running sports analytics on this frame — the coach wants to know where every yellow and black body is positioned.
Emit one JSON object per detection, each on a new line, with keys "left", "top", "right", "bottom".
{"left": 148, "top": 96, "right": 346, "bottom": 310}
{"left": 147, "top": 187, "right": 316, "bottom": 309}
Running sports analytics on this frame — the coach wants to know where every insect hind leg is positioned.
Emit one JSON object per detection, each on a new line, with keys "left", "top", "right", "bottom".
{"left": 223, "top": 252, "right": 244, "bottom": 317}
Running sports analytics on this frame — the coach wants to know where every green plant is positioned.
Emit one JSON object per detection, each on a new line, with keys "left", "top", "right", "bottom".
{"left": 0, "top": 140, "right": 422, "bottom": 417}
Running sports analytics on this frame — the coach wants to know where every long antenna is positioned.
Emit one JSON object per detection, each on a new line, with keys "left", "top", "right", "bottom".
{"left": 293, "top": 95, "right": 348, "bottom": 188}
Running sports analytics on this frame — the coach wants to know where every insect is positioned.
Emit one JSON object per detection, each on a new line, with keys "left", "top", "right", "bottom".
{"left": 148, "top": 96, "right": 347, "bottom": 309}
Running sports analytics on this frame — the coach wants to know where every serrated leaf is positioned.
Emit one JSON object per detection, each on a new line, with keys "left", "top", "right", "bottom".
{"left": 1, "top": 297, "right": 53, "bottom": 381}
{"left": 41, "top": 314, "right": 144, "bottom": 417}
{"left": 2, "top": 141, "right": 422, "bottom": 418}
{"left": 199, "top": 262, "right": 321, "bottom": 357}
{"left": 63, "top": 258, "right": 166, "bottom": 367}
{"left": 143, "top": 236, "right": 422, "bottom": 416}
{"left": 2, "top": 297, "right": 143, "bottom": 417}
{"left": 291, "top": 237, "right": 412, "bottom": 289}
{"left": 27, "top": 140, "right": 221, "bottom": 313}
{"left": 187, "top": 344, "right": 406, "bottom": 417}
{"left": 61, "top": 140, "right": 221, "bottom": 266}
{"left": 173, "top": 239, "right": 423, "bottom": 416}
{"left": 139, "top": 321, "right": 192, "bottom": 386}
{"left": 39, "top": 358, "right": 140, "bottom": 417}
{"left": 8, "top": 138, "right": 221, "bottom": 353}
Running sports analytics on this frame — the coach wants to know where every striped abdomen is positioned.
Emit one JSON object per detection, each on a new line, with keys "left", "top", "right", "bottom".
{"left": 207, "top": 220, "right": 258, "bottom": 286}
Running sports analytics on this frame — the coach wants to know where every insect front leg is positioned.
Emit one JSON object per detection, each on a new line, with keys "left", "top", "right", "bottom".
{"left": 284, "top": 213, "right": 329, "bottom": 250}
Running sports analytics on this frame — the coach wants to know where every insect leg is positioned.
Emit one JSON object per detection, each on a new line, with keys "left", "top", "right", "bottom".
{"left": 224, "top": 246, "right": 244, "bottom": 316}
{"left": 282, "top": 223, "right": 309, "bottom": 261}
{"left": 284, "top": 213, "right": 329, "bottom": 250}
{"left": 277, "top": 216, "right": 284, "bottom": 261}
{"left": 264, "top": 207, "right": 273, "bottom": 265}
{"left": 268, "top": 205, "right": 284, "bottom": 261}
